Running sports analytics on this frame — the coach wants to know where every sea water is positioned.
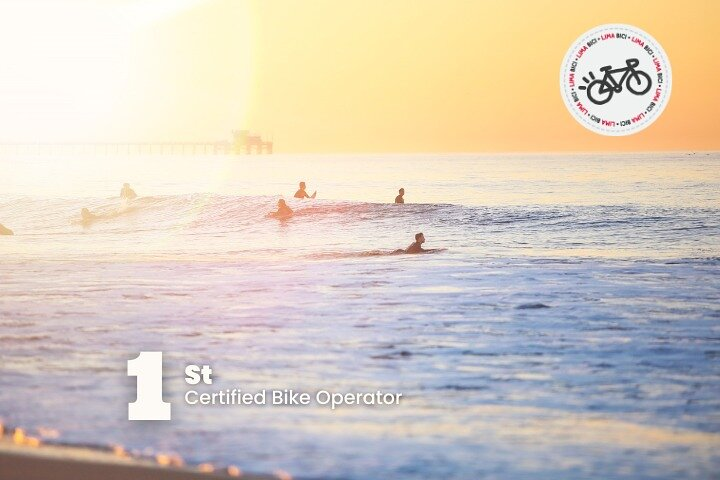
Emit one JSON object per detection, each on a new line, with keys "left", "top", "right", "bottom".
{"left": 1, "top": 153, "right": 719, "bottom": 479}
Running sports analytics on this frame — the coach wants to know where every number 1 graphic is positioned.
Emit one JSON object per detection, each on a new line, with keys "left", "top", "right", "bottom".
{"left": 128, "top": 352, "right": 172, "bottom": 420}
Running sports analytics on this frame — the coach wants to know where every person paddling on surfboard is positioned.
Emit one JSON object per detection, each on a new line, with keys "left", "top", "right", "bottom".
{"left": 405, "top": 232, "right": 426, "bottom": 253}
{"left": 276, "top": 199, "right": 293, "bottom": 216}
{"left": 269, "top": 199, "right": 293, "bottom": 218}
{"left": 120, "top": 183, "right": 137, "bottom": 200}
{"left": 80, "top": 208, "right": 100, "bottom": 226}
{"left": 393, "top": 232, "right": 445, "bottom": 254}
{"left": 294, "top": 181, "right": 316, "bottom": 199}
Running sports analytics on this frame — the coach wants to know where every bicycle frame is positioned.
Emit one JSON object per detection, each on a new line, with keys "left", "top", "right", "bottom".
{"left": 598, "top": 59, "right": 641, "bottom": 93}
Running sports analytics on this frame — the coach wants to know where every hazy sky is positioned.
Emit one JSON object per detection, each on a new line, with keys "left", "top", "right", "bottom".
{"left": 0, "top": 0, "right": 717, "bottom": 152}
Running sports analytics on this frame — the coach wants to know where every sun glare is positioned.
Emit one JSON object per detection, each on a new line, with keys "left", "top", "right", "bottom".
{"left": 0, "top": 0, "right": 212, "bottom": 143}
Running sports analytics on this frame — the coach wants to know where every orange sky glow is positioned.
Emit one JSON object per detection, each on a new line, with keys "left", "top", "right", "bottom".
{"left": 0, "top": 0, "right": 717, "bottom": 153}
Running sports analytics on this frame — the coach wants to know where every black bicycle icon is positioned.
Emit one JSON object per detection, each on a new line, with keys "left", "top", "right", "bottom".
{"left": 578, "top": 58, "right": 652, "bottom": 105}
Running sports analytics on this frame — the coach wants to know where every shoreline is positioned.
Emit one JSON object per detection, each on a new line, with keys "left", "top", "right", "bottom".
{"left": 0, "top": 426, "right": 277, "bottom": 480}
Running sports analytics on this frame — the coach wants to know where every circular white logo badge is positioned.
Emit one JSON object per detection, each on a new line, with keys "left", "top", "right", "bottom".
{"left": 560, "top": 24, "right": 672, "bottom": 136}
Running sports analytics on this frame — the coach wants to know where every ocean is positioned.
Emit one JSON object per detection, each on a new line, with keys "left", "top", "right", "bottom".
{"left": 1, "top": 152, "right": 719, "bottom": 479}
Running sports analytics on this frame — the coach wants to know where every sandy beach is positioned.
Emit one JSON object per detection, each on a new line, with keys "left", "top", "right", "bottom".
{"left": 0, "top": 432, "right": 274, "bottom": 480}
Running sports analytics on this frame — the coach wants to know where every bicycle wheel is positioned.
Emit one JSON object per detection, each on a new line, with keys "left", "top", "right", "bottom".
{"left": 626, "top": 70, "right": 652, "bottom": 95}
{"left": 585, "top": 80, "right": 613, "bottom": 105}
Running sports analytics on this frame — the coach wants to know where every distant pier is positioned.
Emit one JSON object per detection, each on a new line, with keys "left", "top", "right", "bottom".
{"left": 0, "top": 130, "right": 273, "bottom": 156}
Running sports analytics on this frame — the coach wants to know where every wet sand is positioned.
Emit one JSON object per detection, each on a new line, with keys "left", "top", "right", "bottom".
{"left": 0, "top": 437, "right": 274, "bottom": 480}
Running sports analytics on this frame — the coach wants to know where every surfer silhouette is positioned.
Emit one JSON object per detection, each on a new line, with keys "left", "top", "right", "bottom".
{"left": 120, "top": 183, "right": 137, "bottom": 200}
{"left": 392, "top": 232, "right": 445, "bottom": 254}
{"left": 269, "top": 199, "right": 293, "bottom": 219}
{"left": 294, "top": 181, "right": 316, "bottom": 199}
{"left": 80, "top": 208, "right": 100, "bottom": 226}
{"left": 405, "top": 232, "right": 425, "bottom": 253}
{"left": 395, "top": 188, "right": 405, "bottom": 204}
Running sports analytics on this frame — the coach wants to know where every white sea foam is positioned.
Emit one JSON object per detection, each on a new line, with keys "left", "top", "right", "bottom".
{"left": 0, "top": 153, "right": 719, "bottom": 479}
